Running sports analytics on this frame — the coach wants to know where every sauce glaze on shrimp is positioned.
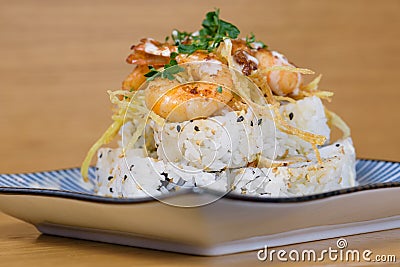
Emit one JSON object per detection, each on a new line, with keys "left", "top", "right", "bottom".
{"left": 145, "top": 52, "right": 234, "bottom": 122}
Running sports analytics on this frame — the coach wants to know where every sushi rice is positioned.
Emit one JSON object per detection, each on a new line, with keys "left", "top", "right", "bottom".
{"left": 95, "top": 96, "right": 356, "bottom": 198}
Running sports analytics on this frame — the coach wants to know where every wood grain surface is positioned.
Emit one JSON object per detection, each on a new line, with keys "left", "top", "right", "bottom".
{"left": 0, "top": 0, "right": 399, "bottom": 266}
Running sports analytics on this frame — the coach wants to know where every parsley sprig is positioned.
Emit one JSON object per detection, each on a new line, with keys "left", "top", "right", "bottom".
{"left": 177, "top": 9, "right": 240, "bottom": 54}
{"left": 144, "top": 52, "right": 184, "bottom": 81}
{"left": 245, "top": 32, "right": 267, "bottom": 49}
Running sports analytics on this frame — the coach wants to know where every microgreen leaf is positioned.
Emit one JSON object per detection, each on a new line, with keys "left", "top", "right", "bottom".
{"left": 171, "top": 30, "right": 192, "bottom": 45}
{"left": 178, "top": 8, "right": 240, "bottom": 54}
{"left": 144, "top": 56, "right": 184, "bottom": 81}
{"left": 245, "top": 32, "right": 267, "bottom": 49}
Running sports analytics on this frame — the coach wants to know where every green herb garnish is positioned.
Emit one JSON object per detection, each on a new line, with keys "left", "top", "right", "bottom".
{"left": 177, "top": 9, "right": 240, "bottom": 54}
{"left": 245, "top": 33, "right": 256, "bottom": 46}
{"left": 216, "top": 86, "right": 223, "bottom": 93}
{"left": 144, "top": 66, "right": 159, "bottom": 81}
{"left": 144, "top": 52, "right": 184, "bottom": 81}
{"left": 144, "top": 9, "right": 269, "bottom": 81}
{"left": 245, "top": 32, "right": 267, "bottom": 49}
{"left": 171, "top": 30, "right": 192, "bottom": 45}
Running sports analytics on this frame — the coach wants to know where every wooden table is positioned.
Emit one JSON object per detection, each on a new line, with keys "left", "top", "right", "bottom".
{"left": 0, "top": 0, "right": 399, "bottom": 266}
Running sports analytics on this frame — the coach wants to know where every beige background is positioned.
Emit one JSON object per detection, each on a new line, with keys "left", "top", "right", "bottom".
{"left": 0, "top": 0, "right": 399, "bottom": 266}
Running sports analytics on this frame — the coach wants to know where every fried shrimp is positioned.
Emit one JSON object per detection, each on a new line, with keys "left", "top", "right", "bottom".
{"left": 122, "top": 65, "right": 149, "bottom": 91}
{"left": 126, "top": 38, "right": 176, "bottom": 66}
{"left": 231, "top": 39, "right": 303, "bottom": 96}
{"left": 145, "top": 52, "right": 234, "bottom": 122}
{"left": 123, "top": 38, "right": 177, "bottom": 90}
{"left": 145, "top": 80, "right": 233, "bottom": 122}
{"left": 255, "top": 49, "right": 302, "bottom": 96}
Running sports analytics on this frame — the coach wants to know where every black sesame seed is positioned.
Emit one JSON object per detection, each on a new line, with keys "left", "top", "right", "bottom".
{"left": 258, "top": 118, "right": 262, "bottom": 125}
{"left": 289, "top": 112, "right": 294, "bottom": 120}
{"left": 95, "top": 167, "right": 99, "bottom": 171}
{"left": 99, "top": 153, "right": 103, "bottom": 158}
{"left": 336, "top": 144, "right": 340, "bottom": 147}
{"left": 123, "top": 175, "right": 128, "bottom": 181}
{"left": 176, "top": 125, "right": 181, "bottom": 132}
{"left": 237, "top": 116, "right": 244, "bottom": 122}
{"left": 107, "top": 176, "right": 113, "bottom": 181}
{"left": 129, "top": 165, "right": 134, "bottom": 171}
{"left": 110, "top": 188, "right": 113, "bottom": 193}
{"left": 194, "top": 126, "right": 200, "bottom": 131}
{"left": 190, "top": 120, "right": 193, "bottom": 122}
{"left": 250, "top": 121, "right": 254, "bottom": 127}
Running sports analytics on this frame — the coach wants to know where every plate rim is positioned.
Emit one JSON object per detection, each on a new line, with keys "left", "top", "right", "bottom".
{"left": 0, "top": 158, "right": 399, "bottom": 204}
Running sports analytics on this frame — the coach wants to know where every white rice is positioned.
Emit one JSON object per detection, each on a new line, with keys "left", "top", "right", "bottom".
{"left": 152, "top": 108, "right": 263, "bottom": 171}
{"left": 94, "top": 96, "right": 356, "bottom": 198}
{"left": 229, "top": 138, "right": 356, "bottom": 197}
{"left": 261, "top": 96, "right": 331, "bottom": 159}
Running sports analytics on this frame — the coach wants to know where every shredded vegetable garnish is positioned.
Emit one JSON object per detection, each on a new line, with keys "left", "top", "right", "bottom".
{"left": 301, "top": 74, "right": 322, "bottom": 92}
{"left": 249, "top": 72, "right": 326, "bottom": 164}
{"left": 295, "top": 90, "right": 334, "bottom": 102}
{"left": 81, "top": 118, "right": 123, "bottom": 182}
{"left": 81, "top": 89, "right": 161, "bottom": 181}
{"left": 121, "top": 118, "right": 146, "bottom": 154}
{"left": 325, "top": 108, "right": 351, "bottom": 139}
{"left": 261, "top": 65, "right": 315, "bottom": 75}
{"left": 296, "top": 74, "right": 334, "bottom": 101}
{"left": 273, "top": 95, "right": 297, "bottom": 103}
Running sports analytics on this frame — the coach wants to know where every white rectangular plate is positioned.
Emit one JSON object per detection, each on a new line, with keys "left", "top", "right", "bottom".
{"left": 0, "top": 159, "right": 399, "bottom": 256}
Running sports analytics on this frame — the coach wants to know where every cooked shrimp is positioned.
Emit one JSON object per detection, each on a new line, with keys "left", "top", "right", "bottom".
{"left": 126, "top": 38, "right": 176, "bottom": 66}
{"left": 231, "top": 39, "right": 302, "bottom": 96}
{"left": 122, "top": 65, "right": 149, "bottom": 90}
{"left": 145, "top": 52, "right": 234, "bottom": 122}
{"left": 255, "top": 49, "right": 302, "bottom": 96}
{"left": 123, "top": 39, "right": 178, "bottom": 91}
{"left": 145, "top": 81, "right": 233, "bottom": 122}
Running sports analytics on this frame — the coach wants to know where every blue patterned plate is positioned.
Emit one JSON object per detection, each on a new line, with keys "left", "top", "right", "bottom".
{"left": 0, "top": 159, "right": 399, "bottom": 255}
